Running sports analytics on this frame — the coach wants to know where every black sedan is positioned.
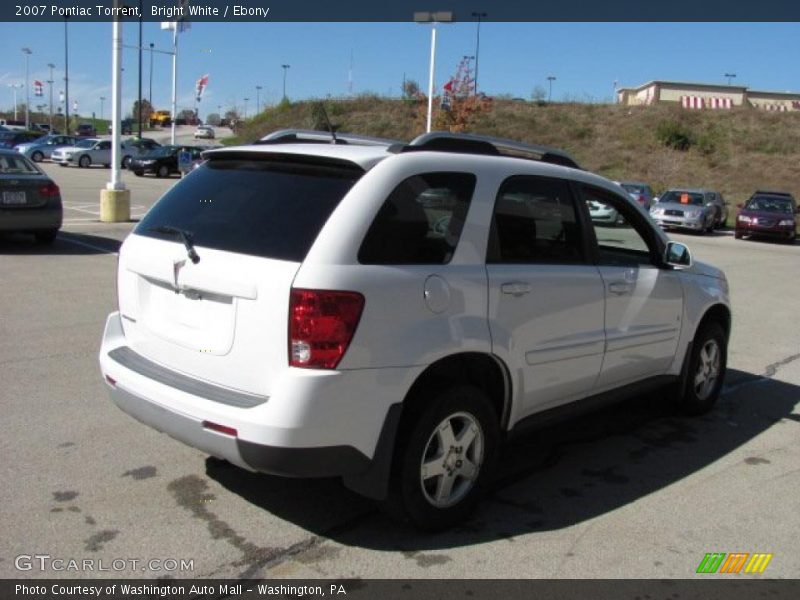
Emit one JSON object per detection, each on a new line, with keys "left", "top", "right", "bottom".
{"left": 0, "top": 149, "right": 62, "bottom": 244}
{"left": 0, "top": 130, "right": 42, "bottom": 150}
{"left": 128, "top": 145, "right": 203, "bottom": 178}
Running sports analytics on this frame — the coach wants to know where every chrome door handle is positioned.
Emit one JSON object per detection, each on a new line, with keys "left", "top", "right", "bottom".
{"left": 501, "top": 282, "right": 531, "bottom": 296}
{"left": 608, "top": 281, "right": 631, "bottom": 295}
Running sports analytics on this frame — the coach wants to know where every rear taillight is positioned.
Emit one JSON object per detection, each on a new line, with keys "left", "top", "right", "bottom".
{"left": 289, "top": 289, "right": 365, "bottom": 369}
{"left": 39, "top": 182, "right": 60, "bottom": 197}
{"left": 638, "top": 194, "right": 646, "bottom": 205}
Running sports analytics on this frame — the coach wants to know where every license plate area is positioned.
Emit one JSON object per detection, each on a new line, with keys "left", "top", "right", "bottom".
{"left": 2, "top": 191, "right": 26, "bottom": 205}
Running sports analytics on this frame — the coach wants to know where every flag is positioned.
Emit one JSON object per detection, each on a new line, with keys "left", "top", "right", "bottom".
{"left": 34, "top": 80, "right": 43, "bottom": 97}
{"left": 443, "top": 79, "right": 454, "bottom": 92}
{"left": 195, "top": 74, "right": 209, "bottom": 102}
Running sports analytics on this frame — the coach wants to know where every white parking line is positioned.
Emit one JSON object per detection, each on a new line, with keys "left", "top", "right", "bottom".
{"left": 57, "top": 235, "right": 119, "bottom": 255}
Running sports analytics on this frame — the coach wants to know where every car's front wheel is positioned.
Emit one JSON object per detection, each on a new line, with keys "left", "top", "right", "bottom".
{"left": 389, "top": 386, "right": 499, "bottom": 531}
{"left": 31, "top": 151, "right": 44, "bottom": 162}
{"left": 157, "top": 165, "right": 170, "bottom": 178}
{"left": 121, "top": 155, "right": 132, "bottom": 169}
{"left": 678, "top": 322, "right": 727, "bottom": 415}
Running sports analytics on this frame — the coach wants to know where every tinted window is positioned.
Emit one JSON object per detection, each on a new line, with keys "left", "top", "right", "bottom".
{"left": 488, "top": 176, "right": 584, "bottom": 264}
{"left": 136, "top": 158, "right": 361, "bottom": 262}
{"left": 745, "top": 197, "right": 794, "bottom": 213}
{"left": 358, "top": 172, "right": 476, "bottom": 265}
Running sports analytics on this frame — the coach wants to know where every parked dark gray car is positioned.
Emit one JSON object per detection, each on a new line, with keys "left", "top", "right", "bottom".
{"left": 0, "top": 149, "right": 62, "bottom": 243}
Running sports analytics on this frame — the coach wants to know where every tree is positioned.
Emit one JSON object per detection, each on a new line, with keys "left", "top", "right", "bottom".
{"left": 224, "top": 109, "right": 241, "bottom": 122}
{"left": 416, "top": 57, "right": 492, "bottom": 134}
{"left": 206, "top": 113, "right": 221, "bottom": 126}
{"left": 403, "top": 78, "right": 420, "bottom": 99}
{"left": 531, "top": 85, "right": 547, "bottom": 106}
{"left": 177, "top": 109, "right": 196, "bottom": 121}
{"left": 131, "top": 99, "right": 154, "bottom": 124}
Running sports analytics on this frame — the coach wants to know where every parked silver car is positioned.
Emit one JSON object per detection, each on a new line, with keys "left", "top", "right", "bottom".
{"left": 52, "top": 138, "right": 135, "bottom": 169}
{"left": 650, "top": 188, "right": 728, "bottom": 233}
{"left": 15, "top": 134, "right": 77, "bottom": 162}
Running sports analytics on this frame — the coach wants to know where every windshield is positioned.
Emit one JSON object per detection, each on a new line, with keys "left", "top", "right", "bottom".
{"left": 745, "top": 197, "right": 794, "bottom": 213}
{"left": 659, "top": 191, "right": 705, "bottom": 206}
{"left": 0, "top": 153, "right": 40, "bottom": 174}
{"left": 135, "top": 158, "right": 362, "bottom": 261}
{"left": 622, "top": 184, "right": 646, "bottom": 195}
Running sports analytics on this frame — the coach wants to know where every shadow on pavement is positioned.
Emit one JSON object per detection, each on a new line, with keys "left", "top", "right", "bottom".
{"left": 0, "top": 231, "right": 123, "bottom": 255}
{"left": 205, "top": 368, "right": 799, "bottom": 551}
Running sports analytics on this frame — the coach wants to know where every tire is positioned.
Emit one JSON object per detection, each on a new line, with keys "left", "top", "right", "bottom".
{"left": 133, "top": 170, "right": 143, "bottom": 177}
{"left": 31, "top": 151, "right": 44, "bottom": 162}
{"left": 157, "top": 165, "right": 169, "bottom": 178}
{"left": 121, "top": 155, "right": 131, "bottom": 169}
{"left": 678, "top": 322, "right": 727, "bottom": 416}
{"left": 734, "top": 230, "right": 743, "bottom": 240}
{"left": 387, "top": 386, "right": 499, "bottom": 531}
{"left": 78, "top": 155, "right": 91, "bottom": 168}
{"left": 34, "top": 229, "right": 58, "bottom": 245}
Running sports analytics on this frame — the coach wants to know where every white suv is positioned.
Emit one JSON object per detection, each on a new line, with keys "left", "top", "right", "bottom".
{"left": 99, "top": 130, "right": 731, "bottom": 530}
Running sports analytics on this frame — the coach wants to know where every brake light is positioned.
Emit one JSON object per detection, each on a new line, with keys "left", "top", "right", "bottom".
{"left": 39, "top": 182, "right": 60, "bottom": 197}
{"left": 289, "top": 289, "right": 365, "bottom": 369}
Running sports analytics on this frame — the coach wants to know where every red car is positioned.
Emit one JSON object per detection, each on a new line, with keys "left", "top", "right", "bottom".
{"left": 735, "top": 192, "right": 797, "bottom": 243}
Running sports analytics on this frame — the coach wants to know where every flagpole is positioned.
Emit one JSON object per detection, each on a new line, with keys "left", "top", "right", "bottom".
{"left": 170, "top": 22, "right": 177, "bottom": 145}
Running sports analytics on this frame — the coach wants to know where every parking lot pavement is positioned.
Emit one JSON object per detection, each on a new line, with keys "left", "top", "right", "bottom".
{"left": 1, "top": 188, "right": 798, "bottom": 579}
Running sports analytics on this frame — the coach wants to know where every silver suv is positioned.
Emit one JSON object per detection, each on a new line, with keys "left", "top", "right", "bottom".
{"left": 100, "top": 131, "right": 731, "bottom": 530}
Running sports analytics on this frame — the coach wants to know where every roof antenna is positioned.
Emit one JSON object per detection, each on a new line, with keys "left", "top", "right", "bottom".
{"left": 317, "top": 102, "right": 338, "bottom": 144}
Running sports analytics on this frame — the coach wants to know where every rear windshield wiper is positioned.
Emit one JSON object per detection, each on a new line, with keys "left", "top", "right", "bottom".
{"left": 148, "top": 225, "right": 200, "bottom": 264}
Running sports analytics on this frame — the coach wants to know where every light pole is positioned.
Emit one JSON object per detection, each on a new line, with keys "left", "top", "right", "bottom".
{"left": 148, "top": 42, "right": 154, "bottom": 109}
{"left": 281, "top": 64, "right": 290, "bottom": 101}
{"left": 725, "top": 72, "right": 736, "bottom": 86}
{"left": 471, "top": 11, "right": 486, "bottom": 95}
{"left": 547, "top": 75, "right": 556, "bottom": 103}
{"left": 243, "top": 97, "right": 249, "bottom": 120}
{"left": 100, "top": 96, "right": 106, "bottom": 121}
{"left": 414, "top": 11, "right": 455, "bottom": 133}
{"left": 255, "top": 85, "right": 262, "bottom": 114}
{"left": 8, "top": 84, "right": 23, "bottom": 120}
{"left": 137, "top": 0, "right": 143, "bottom": 137}
{"left": 64, "top": 17, "right": 70, "bottom": 134}
{"left": 47, "top": 63, "right": 55, "bottom": 129}
{"left": 22, "top": 47, "right": 32, "bottom": 129}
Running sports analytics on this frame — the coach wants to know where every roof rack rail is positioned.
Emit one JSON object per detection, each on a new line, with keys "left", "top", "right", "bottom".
{"left": 395, "top": 132, "right": 582, "bottom": 169}
{"left": 255, "top": 129, "right": 401, "bottom": 147}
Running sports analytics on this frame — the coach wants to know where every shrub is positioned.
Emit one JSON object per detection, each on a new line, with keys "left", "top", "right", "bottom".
{"left": 656, "top": 120, "right": 694, "bottom": 151}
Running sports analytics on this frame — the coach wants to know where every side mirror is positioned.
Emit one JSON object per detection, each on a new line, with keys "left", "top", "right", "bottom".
{"left": 664, "top": 241, "right": 692, "bottom": 269}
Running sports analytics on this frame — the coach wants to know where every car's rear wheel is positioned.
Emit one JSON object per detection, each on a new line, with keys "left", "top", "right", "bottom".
{"left": 678, "top": 322, "right": 727, "bottom": 415}
{"left": 31, "top": 151, "right": 44, "bottom": 162}
{"left": 34, "top": 229, "right": 58, "bottom": 245}
{"left": 734, "top": 230, "right": 743, "bottom": 239}
{"left": 387, "top": 386, "right": 499, "bottom": 531}
{"left": 78, "top": 155, "right": 91, "bottom": 168}
{"left": 157, "top": 165, "right": 169, "bottom": 178}
{"left": 133, "top": 170, "right": 143, "bottom": 177}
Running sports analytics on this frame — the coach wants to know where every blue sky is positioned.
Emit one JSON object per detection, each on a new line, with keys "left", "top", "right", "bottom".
{"left": 1, "top": 22, "right": 798, "bottom": 120}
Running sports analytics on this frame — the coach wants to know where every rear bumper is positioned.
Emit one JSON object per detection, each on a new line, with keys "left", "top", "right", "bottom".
{"left": 99, "top": 312, "right": 413, "bottom": 488}
{"left": 0, "top": 205, "right": 62, "bottom": 232}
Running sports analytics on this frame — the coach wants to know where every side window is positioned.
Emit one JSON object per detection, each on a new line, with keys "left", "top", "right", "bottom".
{"left": 582, "top": 185, "right": 657, "bottom": 266}
{"left": 487, "top": 175, "right": 584, "bottom": 264}
{"left": 98, "top": 141, "right": 111, "bottom": 150}
{"left": 358, "top": 172, "right": 476, "bottom": 265}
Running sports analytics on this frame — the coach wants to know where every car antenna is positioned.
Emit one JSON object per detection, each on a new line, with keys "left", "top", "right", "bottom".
{"left": 317, "top": 103, "right": 338, "bottom": 144}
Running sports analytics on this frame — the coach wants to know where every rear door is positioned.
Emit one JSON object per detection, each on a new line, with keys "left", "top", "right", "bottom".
{"left": 486, "top": 175, "right": 606, "bottom": 417}
{"left": 117, "top": 156, "right": 363, "bottom": 396}
{"left": 579, "top": 184, "right": 683, "bottom": 388}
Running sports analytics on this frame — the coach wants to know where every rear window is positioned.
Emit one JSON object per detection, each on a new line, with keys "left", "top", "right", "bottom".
{"left": 135, "top": 158, "right": 362, "bottom": 261}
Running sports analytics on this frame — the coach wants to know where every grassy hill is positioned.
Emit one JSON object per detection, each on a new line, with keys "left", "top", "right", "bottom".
{"left": 227, "top": 96, "right": 800, "bottom": 206}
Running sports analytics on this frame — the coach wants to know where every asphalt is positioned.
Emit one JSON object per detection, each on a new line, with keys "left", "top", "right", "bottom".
{"left": 0, "top": 144, "right": 798, "bottom": 579}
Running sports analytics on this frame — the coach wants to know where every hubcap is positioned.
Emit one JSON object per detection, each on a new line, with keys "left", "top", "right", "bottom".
{"left": 694, "top": 339, "right": 721, "bottom": 400}
{"left": 420, "top": 411, "right": 483, "bottom": 509}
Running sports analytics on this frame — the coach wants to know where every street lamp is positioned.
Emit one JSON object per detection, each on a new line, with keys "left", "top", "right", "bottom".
{"left": 547, "top": 75, "right": 556, "bottom": 102}
{"left": 148, "top": 42, "right": 154, "bottom": 108}
{"left": 471, "top": 11, "right": 487, "bottom": 95}
{"left": 22, "top": 47, "right": 32, "bottom": 129}
{"left": 100, "top": 96, "right": 106, "bottom": 121}
{"left": 255, "top": 85, "right": 262, "bottom": 114}
{"left": 281, "top": 64, "right": 290, "bottom": 101}
{"left": 414, "top": 11, "right": 455, "bottom": 133}
{"left": 64, "top": 17, "right": 70, "bottom": 134}
{"left": 47, "top": 63, "right": 55, "bottom": 129}
{"left": 8, "top": 84, "right": 23, "bottom": 120}
{"left": 725, "top": 72, "right": 736, "bottom": 86}
{"left": 243, "top": 97, "right": 249, "bottom": 120}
